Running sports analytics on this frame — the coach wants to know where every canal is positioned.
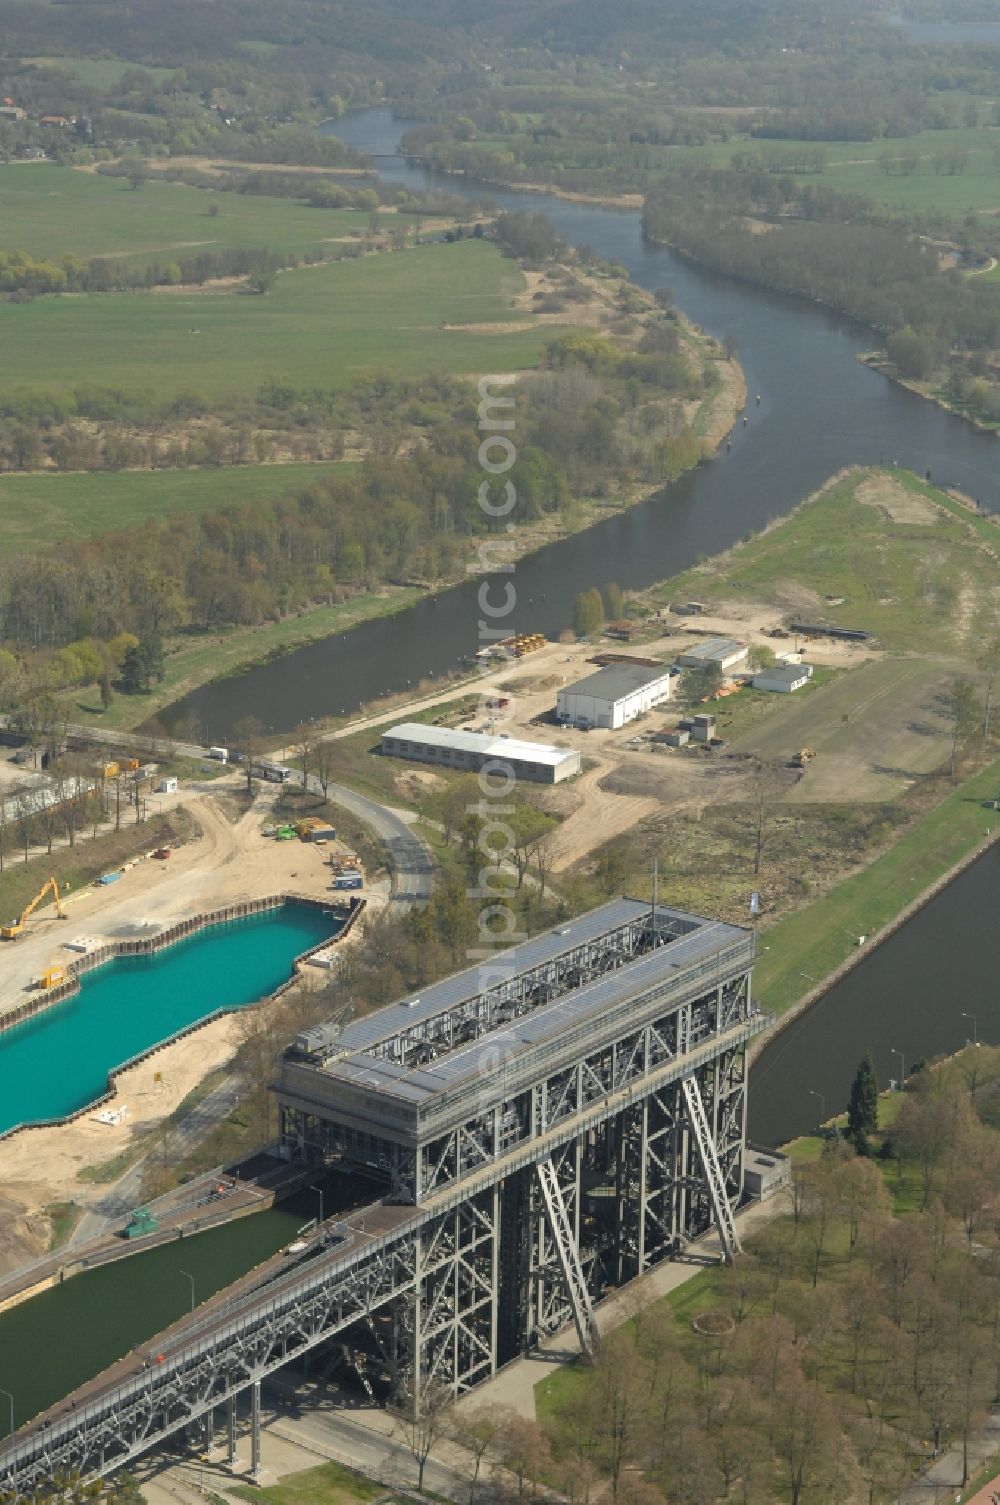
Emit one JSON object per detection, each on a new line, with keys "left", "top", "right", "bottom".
{"left": 0, "top": 1168, "right": 376, "bottom": 1438}
{"left": 749, "top": 843, "right": 1000, "bottom": 1147}
{"left": 159, "top": 107, "right": 1000, "bottom": 743}
{"left": 8, "top": 109, "right": 988, "bottom": 1427}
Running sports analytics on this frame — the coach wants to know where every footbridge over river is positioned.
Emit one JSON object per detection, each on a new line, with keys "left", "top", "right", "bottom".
{"left": 0, "top": 898, "right": 768, "bottom": 1498}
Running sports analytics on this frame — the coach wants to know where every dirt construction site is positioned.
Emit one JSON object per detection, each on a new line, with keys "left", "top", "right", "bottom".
{"left": 0, "top": 776, "right": 373, "bottom": 1272}
{"left": 406, "top": 610, "right": 958, "bottom": 870}
{"left": 0, "top": 475, "right": 981, "bottom": 1273}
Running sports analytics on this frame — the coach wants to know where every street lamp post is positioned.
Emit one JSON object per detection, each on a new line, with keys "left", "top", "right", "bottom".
{"left": 891, "top": 1048, "right": 905, "bottom": 1091}
{"left": 312, "top": 1185, "right": 324, "bottom": 1229}
{"left": 180, "top": 1269, "right": 195, "bottom": 1313}
{"left": 809, "top": 1089, "right": 826, "bottom": 1127}
{"left": 962, "top": 1012, "right": 978, "bottom": 1046}
{"left": 0, "top": 1388, "right": 13, "bottom": 1440}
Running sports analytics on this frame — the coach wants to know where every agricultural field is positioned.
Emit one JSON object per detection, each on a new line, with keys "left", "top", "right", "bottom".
{"left": 676, "top": 123, "right": 1000, "bottom": 216}
{"left": 462, "top": 117, "right": 1000, "bottom": 216}
{"left": 0, "top": 461, "right": 355, "bottom": 552}
{"left": 0, "top": 239, "right": 567, "bottom": 402}
{"left": 21, "top": 56, "right": 179, "bottom": 87}
{"left": 0, "top": 163, "right": 371, "bottom": 266}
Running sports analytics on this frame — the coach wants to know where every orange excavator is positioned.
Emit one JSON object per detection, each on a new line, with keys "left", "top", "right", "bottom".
{"left": 1, "top": 876, "right": 67, "bottom": 941}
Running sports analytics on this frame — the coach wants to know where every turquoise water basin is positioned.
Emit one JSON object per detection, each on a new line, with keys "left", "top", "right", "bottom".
{"left": 0, "top": 904, "right": 338, "bottom": 1136}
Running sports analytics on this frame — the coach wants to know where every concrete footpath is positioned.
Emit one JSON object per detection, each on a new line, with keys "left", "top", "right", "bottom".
{"left": 133, "top": 1194, "right": 789, "bottom": 1505}
{"left": 899, "top": 1406, "right": 1000, "bottom": 1505}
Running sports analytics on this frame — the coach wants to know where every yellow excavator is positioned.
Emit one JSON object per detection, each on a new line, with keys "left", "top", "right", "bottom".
{"left": 1, "top": 876, "right": 68, "bottom": 941}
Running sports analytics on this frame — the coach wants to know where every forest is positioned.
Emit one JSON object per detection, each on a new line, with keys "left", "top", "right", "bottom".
{"left": 0, "top": 288, "right": 710, "bottom": 708}
{"left": 471, "top": 1049, "right": 1000, "bottom": 1505}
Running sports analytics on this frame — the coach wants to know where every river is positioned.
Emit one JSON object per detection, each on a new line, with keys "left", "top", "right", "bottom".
{"left": 161, "top": 109, "right": 999, "bottom": 1147}
{"left": 159, "top": 105, "right": 1000, "bottom": 743}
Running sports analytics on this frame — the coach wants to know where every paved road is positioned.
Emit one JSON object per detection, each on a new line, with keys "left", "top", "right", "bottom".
{"left": 325, "top": 780, "right": 433, "bottom": 909}
{"left": 267, "top": 1404, "right": 467, "bottom": 1501}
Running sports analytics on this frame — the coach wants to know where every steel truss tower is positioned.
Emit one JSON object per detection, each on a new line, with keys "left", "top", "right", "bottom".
{"left": 0, "top": 899, "right": 767, "bottom": 1498}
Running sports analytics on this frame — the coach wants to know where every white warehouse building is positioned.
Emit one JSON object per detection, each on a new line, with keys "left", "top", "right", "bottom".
{"left": 380, "top": 723, "right": 581, "bottom": 784}
{"left": 556, "top": 663, "right": 673, "bottom": 730}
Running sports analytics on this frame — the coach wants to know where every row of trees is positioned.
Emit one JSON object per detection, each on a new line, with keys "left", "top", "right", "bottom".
{"left": 643, "top": 169, "right": 1000, "bottom": 374}
{"left": 0, "top": 303, "right": 710, "bottom": 701}
{"left": 514, "top": 1053, "right": 1000, "bottom": 1505}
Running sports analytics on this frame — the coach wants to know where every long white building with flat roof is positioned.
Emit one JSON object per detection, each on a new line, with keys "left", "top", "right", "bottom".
{"left": 380, "top": 722, "right": 581, "bottom": 784}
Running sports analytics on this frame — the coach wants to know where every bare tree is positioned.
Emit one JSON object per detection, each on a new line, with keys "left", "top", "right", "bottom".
{"left": 946, "top": 678, "right": 980, "bottom": 779}
{"left": 582, "top": 1330, "right": 648, "bottom": 1498}
{"left": 450, "top": 1404, "right": 507, "bottom": 1504}
{"left": 746, "top": 757, "right": 780, "bottom": 876}
{"left": 13, "top": 788, "right": 34, "bottom": 863}
{"left": 395, "top": 1380, "right": 454, "bottom": 1494}
{"left": 508, "top": 799, "right": 558, "bottom": 889}
{"left": 313, "top": 738, "right": 337, "bottom": 802}
{"left": 232, "top": 716, "right": 265, "bottom": 796}
{"left": 533, "top": 823, "right": 559, "bottom": 898}
{"left": 293, "top": 722, "right": 320, "bottom": 791}
{"left": 494, "top": 1414, "right": 550, "bottom": 1500}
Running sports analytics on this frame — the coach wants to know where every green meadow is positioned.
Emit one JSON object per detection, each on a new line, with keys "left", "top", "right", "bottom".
{"left": 0, "top": 461, "right": 355, "bottom": 551}
{"left": 0, "top": 239, "right": 565, "bottom": 402}
{"left": 683, "top": 124, "right": 1000, "bottom": 217}
{"left": 22, "top": 56, "right": 179, "bottom": 87}
{"left": 0, "top": 163, "right": 371, "bottom": 266}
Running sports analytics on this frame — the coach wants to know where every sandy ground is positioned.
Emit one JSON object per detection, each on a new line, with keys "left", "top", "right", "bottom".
{"left": 0, "top": 781, "right": 361, "bottom": 1260}
{"left": 0, "top": 755, "right": 45, "bottom": 794}
{"left": 76, "top": 156, "right": 371, "bottom": 180}
{"left": 855, "top": 472, "right": 939, "bottom": 525}
{"left": 0, "top": 1012, "right": 244, "bottom": 1271}
{"left": 0, "top": 782, "right": 337, "bottom": 1008}
{"left": 301, "top": 617, "right": 870, "bottom": 872}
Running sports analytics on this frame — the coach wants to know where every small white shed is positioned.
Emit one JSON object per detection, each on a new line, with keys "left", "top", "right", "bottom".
{"left": 752, "top": 663, "right": 814, "bottom": 694}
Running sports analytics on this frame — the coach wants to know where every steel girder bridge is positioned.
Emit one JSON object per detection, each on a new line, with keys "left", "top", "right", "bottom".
{"left": 0, "top": 898, "right": 767, "bottom": 1498}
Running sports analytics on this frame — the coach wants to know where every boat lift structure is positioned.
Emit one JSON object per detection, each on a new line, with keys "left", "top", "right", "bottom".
{"left": 0, "top": 897, "right": 767, "bottom": 1498}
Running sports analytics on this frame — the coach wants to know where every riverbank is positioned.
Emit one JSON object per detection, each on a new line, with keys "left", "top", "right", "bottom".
{"left": 408, "top": 159, "right": 643, "bottom": 210}
{"left": 750, "top": 754, "right": 1000, "bottom": 1043}
{"left": 56, "top": 322, "right": 743, "bottom": 737}
{"left": 52, "top": 586, "right": 427, "bottom": 735}
{"left": 859, "top": 351, "right": 1000, "bottom": 440}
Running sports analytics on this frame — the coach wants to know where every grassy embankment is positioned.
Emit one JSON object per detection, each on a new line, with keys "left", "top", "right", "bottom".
{"left": 641, "top": 466, "right": 997, "bottom": 657}
{"left": 642, "top": 466, "right": 1000, "bottom": 1017}
{"left": 570, "top": 467, "right": 998, "bottom": 982}
{"left": 752, "top": 757, "right": 1000, "bottom": 1018}
{"left": 60, "top": 585, "right": 428, "bottom": 733}
{"left": 231, "top": 1461, "right": 382, "bottom": 1505}
{"left": 0, "top": 807, "right": 197, "bottom": 934}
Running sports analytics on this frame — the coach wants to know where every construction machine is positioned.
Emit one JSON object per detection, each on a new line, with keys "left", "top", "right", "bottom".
{"left": 1, "top": 876, "right": 67, "bottom": 941}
